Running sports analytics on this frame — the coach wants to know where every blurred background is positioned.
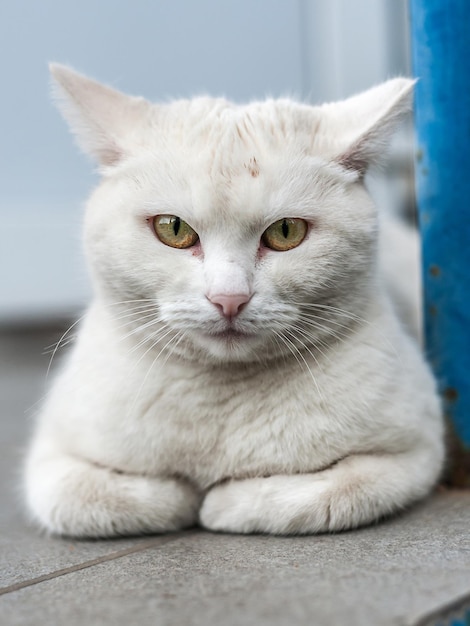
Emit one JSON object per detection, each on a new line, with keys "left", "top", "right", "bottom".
{"left": 0, "top": 0, "right": 412, "bottom": 324}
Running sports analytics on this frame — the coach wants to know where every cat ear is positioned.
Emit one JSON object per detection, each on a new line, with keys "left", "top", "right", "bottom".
{"left": 50, "top": 63, "right": 151, "bottom": 167}
{"left": 322, "top": 78, "right": 415, "bottom": 176}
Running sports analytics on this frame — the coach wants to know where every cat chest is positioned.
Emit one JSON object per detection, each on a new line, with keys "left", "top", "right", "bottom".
{"left": 86, "top": 372, "right": 347, "bottom": 488}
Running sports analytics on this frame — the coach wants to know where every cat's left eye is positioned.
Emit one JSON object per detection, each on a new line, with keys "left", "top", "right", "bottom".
{"left": 262, "top": 218, "right": 308, "bottom": 251}
{"left": 152, "top": 215, "right": 199, "bottom": 249}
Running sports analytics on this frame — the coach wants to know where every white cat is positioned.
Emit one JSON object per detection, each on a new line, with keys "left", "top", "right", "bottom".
{"left": 24, "top": 65, "right": 444, "bottom": 537}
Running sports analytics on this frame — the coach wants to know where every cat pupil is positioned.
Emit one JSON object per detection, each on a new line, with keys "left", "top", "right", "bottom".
{"left": 282, "top": 219, "right": 289, "bottom": 239}
{"left": 173, "top": 217, "right": 181, "bottom": 236}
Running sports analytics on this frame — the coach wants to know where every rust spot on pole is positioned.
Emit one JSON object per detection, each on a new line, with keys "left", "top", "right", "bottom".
{"left": 444, "top": 421, "right": 470, "bottom": 488}
{"left": 444, "top": 387, "right": 458, "bottom": 403}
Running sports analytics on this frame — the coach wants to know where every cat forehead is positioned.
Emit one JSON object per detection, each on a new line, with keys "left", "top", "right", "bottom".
{"left": 127, "top": 150, "right": 352, "bottom": 232}
{"left": 102, "top": 97, "right": 357, "bottom": 226}
{"left": 120, "top": 97, "right": 352, "bottom": 197}
{"left": 157, "top": 96, "right": 317, "bottom": 139}
{"left": 130, "top": 95, "right": 337, "bottom": 165}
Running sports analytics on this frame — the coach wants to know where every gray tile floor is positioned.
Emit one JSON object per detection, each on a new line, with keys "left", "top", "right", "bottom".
{"left": 1, "top": 325, "right": 470, "bottom": 626}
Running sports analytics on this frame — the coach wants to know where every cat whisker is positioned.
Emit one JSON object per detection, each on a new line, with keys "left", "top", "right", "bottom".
{"left": 108, "top": 306, "right": 159, "bottom": 322}
{"left": 275, "top": 330, "right": 325, "bottom": 405}
{"left": 292, "top": 301, "right": 366, "bottom": 323}
{"left": 45, "top": 300, "right": 159, "bottom": 368}
{"left": 300, "top": 318, "right": 348, "bottom": 349}
{"left": 103, "top": 299, "right": 160, "bottom": 323}
{"left": 42, "top": 337, "right": 76, "bottom": 355}
{"left": 106, "top": 306, "right": 159, "bottom": 329}
{"left": 45, "top": 313, "right": 88, "bottom": 381}
{"left": 273, "top": 331, "right": 306, "bottom": 376}
{"left": 295, "top": 303, "right": 401, "bottom": 361}
{"left": 283, "top": 327, "right": 325, "bottom": 372}
{"left": 160, "top": 330, "right": 188, "bottom": 369}
{"left": 115, "top": 311, "right": 162, "bottom": 342}
{"left": 269, "top": 334, "right": 296, "bottom": 370}
{"left": 289, "top": 324, "right": 334, "bottom": 364}
{"left": 128, "top": 324, "right": 174, "bottom": 368}
{"left": 104, "top": 298, "right": 158, "bottom": 308}
{"left": 296, "top": 314, "right": 353, "bottom": 345}
{"left": 129, "top": 330, "right": 184, "bottom": 416}
{"left": 298, "top": 309, "right": 356, "bottom": 329}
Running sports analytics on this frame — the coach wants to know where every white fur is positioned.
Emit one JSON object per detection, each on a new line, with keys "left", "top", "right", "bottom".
{"left": 24, "top": 66, "right": 444, "bottom": 537}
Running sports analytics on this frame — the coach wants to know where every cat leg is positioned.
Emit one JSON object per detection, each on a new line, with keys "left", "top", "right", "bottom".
{"left": 25, "top": 443, "right": 201, "bottom": 538}
{"left": 199, "top": 446, "right": 443, "bottom": 535}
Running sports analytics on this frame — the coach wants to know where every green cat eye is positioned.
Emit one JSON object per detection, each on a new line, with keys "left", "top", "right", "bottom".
{"left": 262, "top": 218, "right": 308, "bottom": 251}
{"left": 153, "top": 215, "right": 199, "bottom": 249}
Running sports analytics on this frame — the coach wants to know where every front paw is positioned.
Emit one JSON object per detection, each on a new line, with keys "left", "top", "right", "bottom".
{"left": 199, "top": 474, "right": 334, "bottom": 535}
{"left": 199, "top": 479, "right": 268, "bottom": 534}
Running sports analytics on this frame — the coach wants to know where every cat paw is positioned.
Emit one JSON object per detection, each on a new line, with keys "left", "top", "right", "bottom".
{"left": 199, "top": 474, "right": 345, "bottom": 535}
{"left": 25, "top": 451, "right": 202, "bottom": 537}
{"left": 199, "top": 479, "right": 264, "bottom": 533}
{"left": 199, "top": 476, "right": 331, "bottom": 534}
{"left": 199, "top": 452, "right": 436, "bottom": 535}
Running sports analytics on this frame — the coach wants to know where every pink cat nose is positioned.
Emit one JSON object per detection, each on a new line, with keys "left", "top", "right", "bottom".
{"left": 208, "top": 293, "right": 251, "bottom": 319}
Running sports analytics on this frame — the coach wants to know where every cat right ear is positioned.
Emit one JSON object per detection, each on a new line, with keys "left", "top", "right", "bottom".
{"left": 50, "top": 64, "right": 151, "bottom": 167}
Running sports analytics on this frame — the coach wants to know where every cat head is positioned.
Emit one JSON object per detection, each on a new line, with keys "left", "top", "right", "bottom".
{"left": 51, "top": 64, "right": 413, "bottom": 364}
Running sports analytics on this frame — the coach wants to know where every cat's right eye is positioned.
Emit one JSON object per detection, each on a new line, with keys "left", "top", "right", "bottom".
{"left": 152, "top": 215, "right": 199, "bottom": 249}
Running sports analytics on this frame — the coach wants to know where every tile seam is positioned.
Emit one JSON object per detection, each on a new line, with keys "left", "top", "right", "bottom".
{"left": 408, "top": 588, "right": 470, "bottom": 626}
{"left": 0, "top": 530, "right": 195, "bottom": 597}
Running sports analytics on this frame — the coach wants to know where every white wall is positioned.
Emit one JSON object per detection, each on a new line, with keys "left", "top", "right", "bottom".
{"left": 300, "top": 0, "right": 410, "bottom": 101}
{"left": 0, "top": 0, "right": 410, "bottom": 322}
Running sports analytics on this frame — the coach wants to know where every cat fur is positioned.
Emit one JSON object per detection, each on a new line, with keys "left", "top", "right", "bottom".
{"left": 24, "top": 66, "right": 444, "bottom": 537}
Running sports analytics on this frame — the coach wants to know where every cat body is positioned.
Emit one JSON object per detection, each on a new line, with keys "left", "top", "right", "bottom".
{"left": 25, "top": 66, "right": 444, "bottom": 537}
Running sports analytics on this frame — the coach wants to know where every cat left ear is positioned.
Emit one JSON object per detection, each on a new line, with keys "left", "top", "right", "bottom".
{"left": 50, "top": 63, "right": 151, "bottom": 167}
{"left": 322, "top": 78, "right": 415, "bottom": 176}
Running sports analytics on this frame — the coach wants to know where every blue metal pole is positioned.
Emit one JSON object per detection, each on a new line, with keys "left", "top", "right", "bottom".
{"left": 410, "top": 0, "right": 470, "bottom": 486}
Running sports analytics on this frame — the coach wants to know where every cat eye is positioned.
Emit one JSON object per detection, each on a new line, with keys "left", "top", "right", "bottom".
{"left": 152, "top": 215, "right": 199, "bottom": 249}
{"left": 262, "top": 218, "right": 308, "bottom": 251}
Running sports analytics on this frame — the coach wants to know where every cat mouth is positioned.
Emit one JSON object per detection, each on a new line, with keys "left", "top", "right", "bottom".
{"left": 206, "top": 328, "right": 255, "bottom": 341}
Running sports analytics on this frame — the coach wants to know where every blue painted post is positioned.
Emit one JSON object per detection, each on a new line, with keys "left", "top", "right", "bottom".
{"left": 410, "top": 0, "right": 470, "bottom": 486}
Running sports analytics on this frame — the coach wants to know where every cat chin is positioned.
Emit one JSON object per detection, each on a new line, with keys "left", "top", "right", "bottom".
{"left": 186, "top": 330, "right": 268, "bottom": 364}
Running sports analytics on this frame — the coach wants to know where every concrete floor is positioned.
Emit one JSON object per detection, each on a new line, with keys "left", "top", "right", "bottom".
{"left": 1, "top": 325, "right": 470, "bottom": 626}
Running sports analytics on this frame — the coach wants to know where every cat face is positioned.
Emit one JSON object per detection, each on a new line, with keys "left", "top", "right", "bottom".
{"left": 83, "top": 112, "right": 373, "bottom": 363}
{"left": 51, "top": 66, "right": 413, "bottom": 363}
